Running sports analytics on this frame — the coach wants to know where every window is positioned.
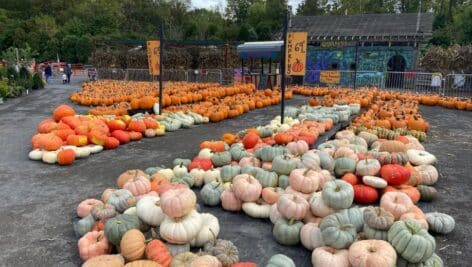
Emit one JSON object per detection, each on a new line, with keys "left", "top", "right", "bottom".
{"left": 331, "top": 63, "right": 339, "bottom": 70}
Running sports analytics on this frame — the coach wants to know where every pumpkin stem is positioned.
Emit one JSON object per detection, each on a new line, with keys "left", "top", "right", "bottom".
{"left": 208, "top": 228, "right": 217, "bottom": 244}
{"left": 288, "top": 218, "right": 295, "bottom": 225}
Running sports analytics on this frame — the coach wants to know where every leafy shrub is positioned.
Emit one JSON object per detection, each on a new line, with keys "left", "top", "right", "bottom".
{"left": 17, "top": 67, "right": 32, "bottom": 89}
{"left": 32, "top": 73, "right": 45, "bottom": 89}
{"left": 0, "top": 79, "right": 8, "bottom": 98}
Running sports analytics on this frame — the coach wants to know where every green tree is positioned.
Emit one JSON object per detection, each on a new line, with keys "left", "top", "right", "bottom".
{"left": 453, "top": 4, "right": 472, "bottom": 44}
{"left": 1, "top": 45, "right": 38, "bottom": 68}
{"left": 297, "top": 0, "right": 325, "bottom": 15}
{"left": 226, "top": 0, "right": 253, "bottom": 24}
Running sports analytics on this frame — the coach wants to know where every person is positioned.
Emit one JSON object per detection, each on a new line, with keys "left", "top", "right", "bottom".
{"left": 44, "top": 63, "right": 52, "bottom": 84}
{"left": 65, "top": 63, "right": 72, "bottom": 84}
{"left": 62, "top": 73, "right": 67, "bottom": 84}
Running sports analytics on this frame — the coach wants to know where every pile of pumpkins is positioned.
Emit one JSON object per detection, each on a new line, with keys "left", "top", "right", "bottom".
{"left": 73, "top": 105, "right": 455, "bottom": 266}
{"left": 28, "top": 104, "right": 209, "bottom": 165}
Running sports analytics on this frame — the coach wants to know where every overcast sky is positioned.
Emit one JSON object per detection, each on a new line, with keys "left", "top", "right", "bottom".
{"left": 191, "top": 0, "right": 303, "bottom": 11}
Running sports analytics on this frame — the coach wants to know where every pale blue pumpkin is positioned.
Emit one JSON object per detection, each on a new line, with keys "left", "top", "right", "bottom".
{"left": 363, "top": 223, "right": 389, "bottom": 240}
{"left": 273, "top": 219, "right": 303, "bottom": 246}
{"left": 255, "top": 170, "right": 279, "bottom": 188}
{"left": 338, "top": 207, "right": 363, "bottom": 232}
{"left": 74, "top": 214, "right": 95, "bottom": 237}
{"left": 334, "top": 157, "right": 357, "bottom": 177}
{"left": 171, "top": 172, "right": 194, "bottom": 187}
{"left": 322, "top": 180, "right": 354, "bottom": 210}
{"left": 220, "top": 165, "right": 241, "bottom": 183}
{"left": 241, "top": 166, "right": 262, "bottom": 177}
{"left": 316, "top": 150, "right": 335, "bottom": 171}
{"left": 200, "top": 182, "right": 224, "bottom": 206}
{"left": 425, "top": 212, "right": 455, "bottom": 234}
{"left": 259, "top": 126, "right": 274, "bottom": 138}
{"left": 230, "top": 144, "right": 248, "bottom": 161}
{"left": 106, "top": 189, "right": 136, "bottom": 213}
{"left": 271, "top": 155, "right": 297, "bottom": 175}
{"left": 255, "top": 146, "right": 287, "bottom": 162}
{"left": 105, "top": 214, "right": 140, "bottom": 245}
{"left": 266, "top": 254, "right": 296, "bottom": 267}
{"left": 173, "top": 158, "right": 191, "bottom": 167}
{"left": 211, "top": 151, "right": 232, "bottom": 167}
{"left": 319, "top": 212, "right": 357, "bottom": 249}
{"left": 396, "top": 253, "right": 443, "bottom": 267}
{"left": 278, "top": 175, "right": 289, "bottom": 189}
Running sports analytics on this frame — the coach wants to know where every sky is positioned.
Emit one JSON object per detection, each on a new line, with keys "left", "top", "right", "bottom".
{"left": 191, "top": 0, "right": 303, "bottom": 10}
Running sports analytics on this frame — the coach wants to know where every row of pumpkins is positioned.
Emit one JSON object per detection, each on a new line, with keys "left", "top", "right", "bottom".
{"left": 74, "top": 105, "right": 453, "bottom": 266}
{"left": 28, "top": 105, "right": 209, "bottom": 165}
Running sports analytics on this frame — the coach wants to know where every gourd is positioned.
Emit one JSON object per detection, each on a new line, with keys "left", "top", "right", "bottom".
{"left": 261, "top": 187, "right": 283, "bottom": 204}
{"left": 407, "top": 149, "right": 437, "bottom": 165}
{"left": 242, "top": 200, "right": 271, "bottom": 218}
{"left": 166, "top": 243, "right": 190, "bottom": 256}
{"left": 288, "top": 168, "right": 320, "bottom": 194}
{"left": 120, "top": 229, "right": 146, "bottom": 261}
{"left": 362, "top": 176, "right": 387, "bottom": 189}
{"left": 286, "top": 140, "right": 309, "bottom": 156}
{"left": 28, "top": 149, "right": 43, "bottom": 160}
{"left": 363, "top": 206, "right": 394, "bottom": 230}
{"left": 276, "top": 193, "right": 309, "bottom": 220}
{"left": 387, "top": 220, "right": 436, "bottom": 263}
{"left": 219, "top": 165, "right": 241, "bottom": 182}
{"left": 117, "top": 169, "right": 147, "bottom": 188}
{"left": 232, "top": 174, "right": 262, "bottom": 202}
{"left": 136, "top": 196, "right": 165, "bottom": 226}
{"left": 380, "top": 191, "right": 413, "bottom": 220}
{"left": 124, "top": 176, "right": 152, "bottom": 197}
{"left": 82, "top": 254, "right": 124, "bottom": 267}
{"left": 300, "top": 223, "right": 324, "bottom": 250}
{"left": 104, "top": 214, "right": 140, "bottom": 245}
{"left": 77, "top": 199, "right": 104, "bottom": 218}
{"left": 311, "top": 247, "right": 350, "bottom": 267}
{"left": 273, "top": 218, "right": 303, "bottom": 245}
{"left": 266, "top": 254, "right": 296, "bottom": 267}
{"left": 90, "top": 203, "right": 117, "bottom": 221}
{"left": 415, "top": 165, "right": 439, "bottom": 185}
{"left": 417, "top": 185, "right": 438, "bottom": 202}
{"left": 348, "top": 240, "right": 397, "bottom": 267}
{"left": 160, "top": 210, "right": 203, "bottom": 244}
{"left": 309, "top": 192, "right": 336, "bottom": 218}
{"left": 396, "top": 253, "right": 444, "bottom": 267}
{"left": 78, "top": 231, "right": 111, "bottom": 260}
{"left": 220, "top": 189, "right": 242, "bottom": 211}
{"left": 278, "top": 175, "right": 289, "bottom": 189}
{"left": 190, "top": 213, "right": 220, "bottom": 247}
{"left": 271, "top": 155, "right": 297, "bottom": 175}
{"left": 171, "top": 252, "right": 198, "bottom": 267}
{"left": 425, "top": 212, "right": 455, "bottom": 234}
{"left": 160, "top": 188, "right": 196, "bottom": 219}
{"left": 205, "top": 239, "right": 239, "bottom": 267}
{"left": 106, "top": 189, "right": 137, "bottom": 213}
{"left": 338, "top": 207, "right": 363, "bottom": 232}
{"left": 301, "top": 151, "right": 321, "bottom": 170}
{"left": 363, "top": 223, "right": 389, "bottom": 240}
{"left": 211, "top": 151, "right": 232, "bottom": 167}
{"left": 255, "top": 170, "right": 279, "bottom": 188}
{"left": 145, "top": 239, "right": 173, "bottom": 267}
{"left": 171, "top": 173, "right": 194, "bottom": 187}
{"left": 334, "top": 157, "right": 357, "bottom": 177}
{"left": 319, "top": 213, "right": 357, "bottom": 249}
{"left": 200, "top": 182, "right": 225, "bottom": 206}
{"left": 75, "top": 215, "right": 95, "bottom": 237}
{"left": 322, "top": 180, "right": 354, "bottom": 210}
{"left": 356, "top": 159, "right": 381, "bottom": 176}
{"left": 190, "top": 255, "right": 222, "bottom": 267}
{"left": 189, "top": 168, "right": 205, "bottom": 187}
{"left": 124, "top": 260, "right": 161, "bottom": 267}
{"left": 230, "top": 145, "right": 248, "bottom": 161}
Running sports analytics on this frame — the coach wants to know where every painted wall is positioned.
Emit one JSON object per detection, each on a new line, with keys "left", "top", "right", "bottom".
{"left": 305, "top": 45, "right": 416, "bottom": 85}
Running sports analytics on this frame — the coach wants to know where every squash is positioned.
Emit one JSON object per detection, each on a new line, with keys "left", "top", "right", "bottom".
{"left": 363, "top": 206, "right": 394, "bottom": 230}
{"left": 82, "top": 254, "right": 125, "bottom": 267}
{"left": 288, "top": 168, "right": 320, "bottom": 194}
{"left": 417, "top": 185, "right": 438, "bottom": 202}
{"left": 190, "top": 213, "right": 220, "bottom": 247}
{"left": 363, "top": 223, "right": 389, "bottom": 240}
{"left": 220, "top": 188, "right": 242, "bottom": 211}
{"left": 171, "top": 252, "right": 198, "bottom": 267}
{"left": 271, "top": 155, "right": 297, "bottom": 175}
{"left": 121, "top": 229, "right": 146, "bottom": 261}
{"left": 200, "top": 182, "right": 225, "bottom": 206}
{"left": 160, "top": 210, "right": 202, "bottom": 244}
{"left": 190, "top": 255, "right": 221, "bottom": 267}
{"left": 322, "top": 180, "right": 354, "bottom": 210}
{"left": 78, "top": 231, "right": 111, "bottom": 260}
{"left": 77, "top": 199, "right": 104, "bottom": 218}
{"left": 242, "top": 200, "right": 271, "bottom": 218}
{"left": 124, "top": 176, "right": 152, "bottom": 196}
{"left": 362, "top": 175, "right": 387, "bottom": 189}
{"left": 300, "top": 222, "right": 324, "bottom": 250}
{"left": 338, "top": 207, "right": 364, "bottom": 232}
{"left": 90, "top": 203, "right": 116, "bottom": 221}
{"left": 334, "top": 157, "right": 357, "bottom": 177}
{"left": 415, "top": 165, "right": 439, "bottom": 186}
{"left": 104, "top": 214, "right": 140, "bottom": 245}
{"left": 425, "top": 212, "right": 455, "bottom": 234}
{"left": 106, "top": 189, "right": 136, "bottom": 213}
{"left": 266, "top": 254, "right": 296, "bottom": 267}
{"left": 145, "top": 239, "right": 172, "bottom": 267}
{"left": 309, "top": 192, "right": 336, "bottom": 218}
{"left": 319, "top": 213, "right": 357, "bottom": 249}
{"left": 407, "top": 149, "right": 437, "bottom": 165}
{"left": 117, "top": 169, "right": 147, "bottom": 188}
{"left": 75, "top": 215, "right": 95, "bottom": 237}
{"left": 255, "top": 170, "right": 278, "bottom": 188}
{"left": 387, "top": 220, "right": 436, "bottom": 263}
{"left": 276, "top": 193, "right": 309, "bottom": 220}
{"left": 220, "top": 165, "right": 241, "bottom": 182}
{"left": 356, "top": 159, "right": 381, "bottom": 176}
{"left": 160, "top": 188, "right": 196, "bottom": 219}
{"left": 348, "top": 240, "right": 397, "bottom": 267}
{"left": 232, "top": 174, "right": 262, "bottom": 202}
{"left": 273, "top": 218, "right": 303, "bottom": 245}
{"left": 311, "top": 247, "right": 350, "bottom": 267}
{"left": 136, "top": 196, "right": 165, "bottom": 226}
{"left": 380, "top": 191, "right": 413, "bottom": 220}
{"left": 206, "top": 239, "right": 239, "bottom": 267}
{"left": 124, "top": 260, "right": 161, "bottom": 267}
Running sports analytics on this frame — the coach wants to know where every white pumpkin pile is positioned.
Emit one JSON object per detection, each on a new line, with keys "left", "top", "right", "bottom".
{"left": 285, "top": 103, "right": 361, "bottom": 124}
{"left": 29, "top": 144, "right": 104, "bottom": 164}
{"left": 158, "top": 110, "right": 209, "bottom": 131}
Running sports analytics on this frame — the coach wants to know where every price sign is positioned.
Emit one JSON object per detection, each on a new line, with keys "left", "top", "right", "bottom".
{"left": 147, "top": 40, "right": 160, "bottom": 75}
{"left": 285, "top": 32, "right": 307, "bottom": 76}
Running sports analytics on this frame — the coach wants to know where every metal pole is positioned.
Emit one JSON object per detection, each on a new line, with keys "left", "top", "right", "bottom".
{"left": 241, "top": 58, "right": 244, "bottom": 83}
{"left": 159, "top": 24, "right": 164, "bottom": 115}
{"left": 353, "top": 42, "right": 359, "bottom": 89}
{"left": 280, "top": 7, "right": 290, "bottom": 124}
{"left": 269, "top": 58, "right": 272, "bottom": 88}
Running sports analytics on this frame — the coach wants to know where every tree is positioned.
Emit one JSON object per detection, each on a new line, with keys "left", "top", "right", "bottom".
{"left": 453, "top": 3, "right": 472, "bottom": 44}
{"left": 1, "top": 45, "right": 38, "bottom": 68}
{"left": 297, "top": 0, "right": 325, "bottom": 15}
{"left": 226, "top": 0, "right": 253, "bottom": 24}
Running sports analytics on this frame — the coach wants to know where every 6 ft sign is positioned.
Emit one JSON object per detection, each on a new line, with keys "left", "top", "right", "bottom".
{"left": 285, "top": 32, "right": 307, "bottom": 76}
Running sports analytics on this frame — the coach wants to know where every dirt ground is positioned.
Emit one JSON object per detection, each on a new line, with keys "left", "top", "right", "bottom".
{"left": 0, "top": 81, "right": 470, "bottom": 266}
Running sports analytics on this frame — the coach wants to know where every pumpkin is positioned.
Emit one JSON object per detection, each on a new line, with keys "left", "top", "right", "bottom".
{"left": 220, "top": 189, "right": 242, "bottom": 211}
{"left": 220, "top": 165, "right": 241, "bottom": 182}
{"left": 301, "top": 151, "right": 321, "bottom": 170}
{"left": 117, "top": 169, "right": 147, "bottom": 188}
{"left": 383, "top": 185, "right": 420, "bottom": 204}
{"left": 353, "top": 184, "right": 378, "bottom": 204}
{"left": 57, "top": 149, "right": 76, "bottom": 165}
{"left": 106, "top": 189, "right": 136, "bottom": 213}
{"left": 166, "top": 243, "right": 190, "bottom": 257}
{"left": 266, "top": 254, "right": 296, "bottom": 267}
{"left": 417, "top": 185, "right": 438, "bottom": 202}
{"left": 261, "top": 187, "right": 283, "bottom": 204}
{"left": 255, "top": 170, "right": 278, "bottom": 188}
{"left": 341, "top": 173, "right": 359, "bottom": 186}
{"left": 206, "top": 239, "right": 239, "bottom": 267}
{"left": 355, "top": 159, "right": 381, "bottom": 176}
{"left": 274, "top": 132, "right": 294, "bottom": 145}
{"left": 363, "top": 223, "right": 389, "bottom": 240}
{"left": 309, "top": 192, "right": 336, "bottom": 218}
{"left": 241, "top": 200, "right": 271, "bottom": 218}
{"left": 190, "top": 213, "right": 220, "bottom": 247}
{"left": 425, "top": 212, "right": 455, "bottom": 234}
{"left": 311, "top": 247, "right": 350, "bottom": 267}
{"left": 136, "top": 196, "right": 165, "bottom": 226}
{"left": 53, "top": 104, "right": 76, "bottom": 121}
{"left": 255, "top": 146, "right": 287, "bottom": 162}
{"left": 363, "top": 206, "right": 394, "bottom": 230}
{"left": 278, "top": 175, "right": 289, "bottom": 189}
{"left": 380, "top": 191, "right": 413, "bottom": 220}
{"left": 400, "top": 206, "right": 428, "bottom": 230}
{"left": 288, "top": 168, "right": 320, "bottom": 194}
{"left": 146, "top": 239, "right": 172, "bottom": 266}
{"left": 415, "top": 165, "right": 439, "bottom": 186}
{"left": 388, "top": 219, "right": 436, "bottom": 263}
{"left": 322, "top": 180, "right": 354, "bottom": 210}
{"left": 229, "top": 145, "right": 249, "bottom": 161}
{"left": 211, "top": 151, "right": 232, "bottom": 167}
{"left": 232, "top": 174, "right": 262, "bottom": 202}
{"left": 407, "top": 150, "right": 437, "bottom": 165}
{"left": 334, "top": 157, "right": 357, "bottom": 177}
{"left": 121, "top": 229, "right": 146, "bottom": 261}
{"left": 82, "top": 254, "right": 125, "bottom": 267}
{"left": 272, "top": 218, "right": 303, "bottom": 246}
{"left": 160, "top": 210, "right": 202, "bottom": 244}
{"left": 104, "top": 214, "right": 140, "bottom": 245}
{"left": 242, "top": 132, "right": 259, "bottom": 149}
{"left": 190, "top": 255, "right": 221, "bottom": 267}
{"left": 348, "top": 240, "right": 397, "bottom": 267}
{"left": 90, "top": 203, "right": 117, "bottom": 221}
{"left": 200, "top": 182, "right": 225, "bottom": 206}
{"left": 77, "top": 199, "right": 104, "bottom": 218}
{"left": 124, "top": 176, "right": 152, "bottom": 196}
{"left": 271, "top": 155, "right": 297, "bottom": 175}
{"left": 276, "top": 193, "right": 309, "bottom": 220}
{"left": 396, "top": 253, "right": 444, "bottom": 267}
{"left": 124, "top": 260, "right": 161, "bottom": 267}
{"left": 300, "top": 222, "right": 324, "bottom": 250}
{"left": 160, "top": 188, "right": 196, "bottom": 219}
{"left": 379, "top": 140, "right": 407, "bottom": 153}
{"left": 381, "top": 164, "right": 411, "bottom": 186}
{"left": 338, "top": 207, "right": 364, "bottom": 232}
{"left": 286, "top": 140, "right": 309, "bottom": 156}
{"left": 171, "top": 252, "right": 198, "bottom": 267}
{"left": 231, "top": 262, "right": 256, "bottom": 267}
{"left": 78, "top": 231, "right": 111, "bottom": 260}
{"left": 38, "top": 134, "right": 63, "bottom": 151}
{"left": 319, "top": 213, "right": 357, "bottom": 249}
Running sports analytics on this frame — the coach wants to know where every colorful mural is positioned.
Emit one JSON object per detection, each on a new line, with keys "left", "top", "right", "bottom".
{"left": 304, "top": 45, "right": 416, "bottom": 86}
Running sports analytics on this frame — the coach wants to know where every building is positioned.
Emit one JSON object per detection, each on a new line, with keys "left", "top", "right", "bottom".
{"left": 289, "top": 13, "right": 433, "bottom": 86}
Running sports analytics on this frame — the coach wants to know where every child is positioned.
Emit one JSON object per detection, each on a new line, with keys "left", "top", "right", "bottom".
{"left": 62, "top": 73, "right": 67, "bottom": 84}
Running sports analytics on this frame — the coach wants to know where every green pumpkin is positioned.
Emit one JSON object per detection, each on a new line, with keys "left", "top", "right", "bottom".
{"left": 338, "top": 207, "right": 363, "bottom": 232}
{"left": 259, "top": 126, "right": 274, "bottom": 138}
{"left": 316, "top": 150, "right": 335, "bottom": 171}
{"left": 161, "top": 119, "right": 181, "bottom": 131}
{"left": 425, "top": 212, "right": 455, "bottom": 234}
{"left": 317, "top": 142, "right": 336, "bottom": 151}
{"left": 200, "top": 182, "right": 224, "bottom": 206}
{"left": 272, "top": 219, "right": 303, "bottom": 246}
{"left": 145, "top": 167, "right": 161, "bottom": 176}
{"left": 173, "top": 158, "right": 191, "bottom": 167}
{"left": 74, "top": 214, "right": 95, "bottom": 237}
{"left": 358, "top": 131, "right": 378, "bottom": 147}
{"left": 171, "top": 173, "right": 194, "bottom": 187}
{"left": 255, "top": 146, "right": 287, "bottom": 162}
{"left": 106, "top": 189, "right": 136, "bottom": 213}
{"left": 256, "top": 170, "right": 279, "bottom": 188}
{"left": 230, "top": 145, "right": 248, "bottom": 161}
{"left": 271, "top": 155, "right": 297, "bottom": 175}
{"left": 322, "top": 180, "right": 354, "bottom": 210}
{"left": 278, "top": 175, "right": 289, "bottom": 189}
{"left": 105, "top": 214, "right": 140, "bottom": 245}
{"left": 388, "top": 219, "right": 436, "bottom": 263}
{"left": 417, "top": 185, "right": 438, "bottom": 202}
{"left": 363, "top": 223, "right": 388, "bottom": 240}
{"left": 334, "top": 157, "right": 357, "bottom": 177}
{"left": 211, "top": 151, "right": 232, "bottom": 167}
{"left": 220, "top": 165, "right": 241, "bottom": 183}
{"left": 396, "top": 253, "right": 443, "bottom": 267}
{"left": 241, "top": 166, "right": 262, "bottom": 177}
{"left": 319, "top": 212, "right": 357, "bottom": 249}
{"left": 266, "top": 254, "right": 296, "bottom": 267}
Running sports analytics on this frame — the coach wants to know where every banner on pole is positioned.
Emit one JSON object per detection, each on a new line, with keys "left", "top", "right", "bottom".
{"left": 285, "top": 32, "right": 307, "bottom": 76}
{"left": 147, "top": 40, "right": 160, "bottom": 75}
{"left": 320, "top": 70, "right": 341, "bottom": 84}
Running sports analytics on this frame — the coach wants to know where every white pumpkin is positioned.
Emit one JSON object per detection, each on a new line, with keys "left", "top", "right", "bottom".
{"left": 173, "top": 164, "right": 188, "bottom": 177}
{"left": 190, "top": 169, "right": 205, "bottom": 187}
{"left": 309, "top": 192, "right": 335, "bottom": 218}
{"left": 278, "top": 124, "right": 291, "bottom": 132}
{"left": 123, "top": 206, "right": 137, "bottom": 215}
{"left": 160, "top": 210, "right": 203, "bottom": 244}
{"left": 75, "top": 146, "right": 91, "bottom": 158}
{"left": 42, "top": 151, "right": 58, "bottom": 164}
{"left": 362, "top": 176, "right": 388, "bottom": 189}
{"left": 269, "top": 204, "right": 283, "bottom": 224}
{"left": 28, "top": 149, "right": 43, "bottom": 160}
{"left": 242, "top": 201, "right": 271, "bottom": 218}
{"left": 407, "top": 149, "right": 437, "bottom": 165}
{"left": 198, "top": 148, "right": 214, "bottom": 159}
{"left": 301, "top": 151, "right": 321, "bottom": 170}
{"left": 300, "top": 223, "right": 324, "bottom": 250}
{"left": 189, "top": 213, "right": 220, "bottom": 247}
{"left": 158, "top": 168, "right": 175, "bottom": 180}
{"left": 136, "top": 196, "right": 165, "bottom": 226}
{"left": 87, "top": 145, "right": 103, "bottom": 154}
{"left": 203, "top": 169, "right": 221, "bottom": 184}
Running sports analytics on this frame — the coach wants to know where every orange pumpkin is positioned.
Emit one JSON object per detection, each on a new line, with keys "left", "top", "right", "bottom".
{"left": 57, "top": 149, "right": 76, "bottom": 165}
{"left": 145, "top": 239, "right": 172, "bottom": 266}
{"left": 53, "top": 104, "right": 76, "bottom": 122}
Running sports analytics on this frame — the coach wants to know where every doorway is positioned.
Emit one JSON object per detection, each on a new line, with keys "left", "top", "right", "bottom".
{"left": 386, "top": 55, "right": 406, "bottom": 88}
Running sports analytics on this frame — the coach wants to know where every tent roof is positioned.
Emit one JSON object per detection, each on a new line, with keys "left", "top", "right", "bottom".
{"left": 237, "top": 41, "right": 283, "bottom": 59}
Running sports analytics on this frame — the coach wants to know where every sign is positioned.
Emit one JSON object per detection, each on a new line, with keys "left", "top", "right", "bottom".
{"left": 147, "top": 40, "right": 160, "bottom": 75}
{"left": 320, "top": 71, "right": 341, "bottom": 84}
{"left": 285, "top": 32, "right": 307, "bottom": 76}
{"left": 320, "top": 41, "right": 357, "bottom": 48}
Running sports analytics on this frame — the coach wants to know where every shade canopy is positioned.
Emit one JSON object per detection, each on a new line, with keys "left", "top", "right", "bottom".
{"left": 237, "top": 41, "right": 283, "bottom": 59}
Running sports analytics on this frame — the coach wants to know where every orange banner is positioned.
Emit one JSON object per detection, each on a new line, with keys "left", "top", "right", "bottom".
{"left": 285, "top": 32, "right": 307, "bottom": 76}
{"left": 147, "top": 40, "right": 160, "bottom": 75}
{"left": 320, "top": 71, "right": 341, "bottom": 84}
